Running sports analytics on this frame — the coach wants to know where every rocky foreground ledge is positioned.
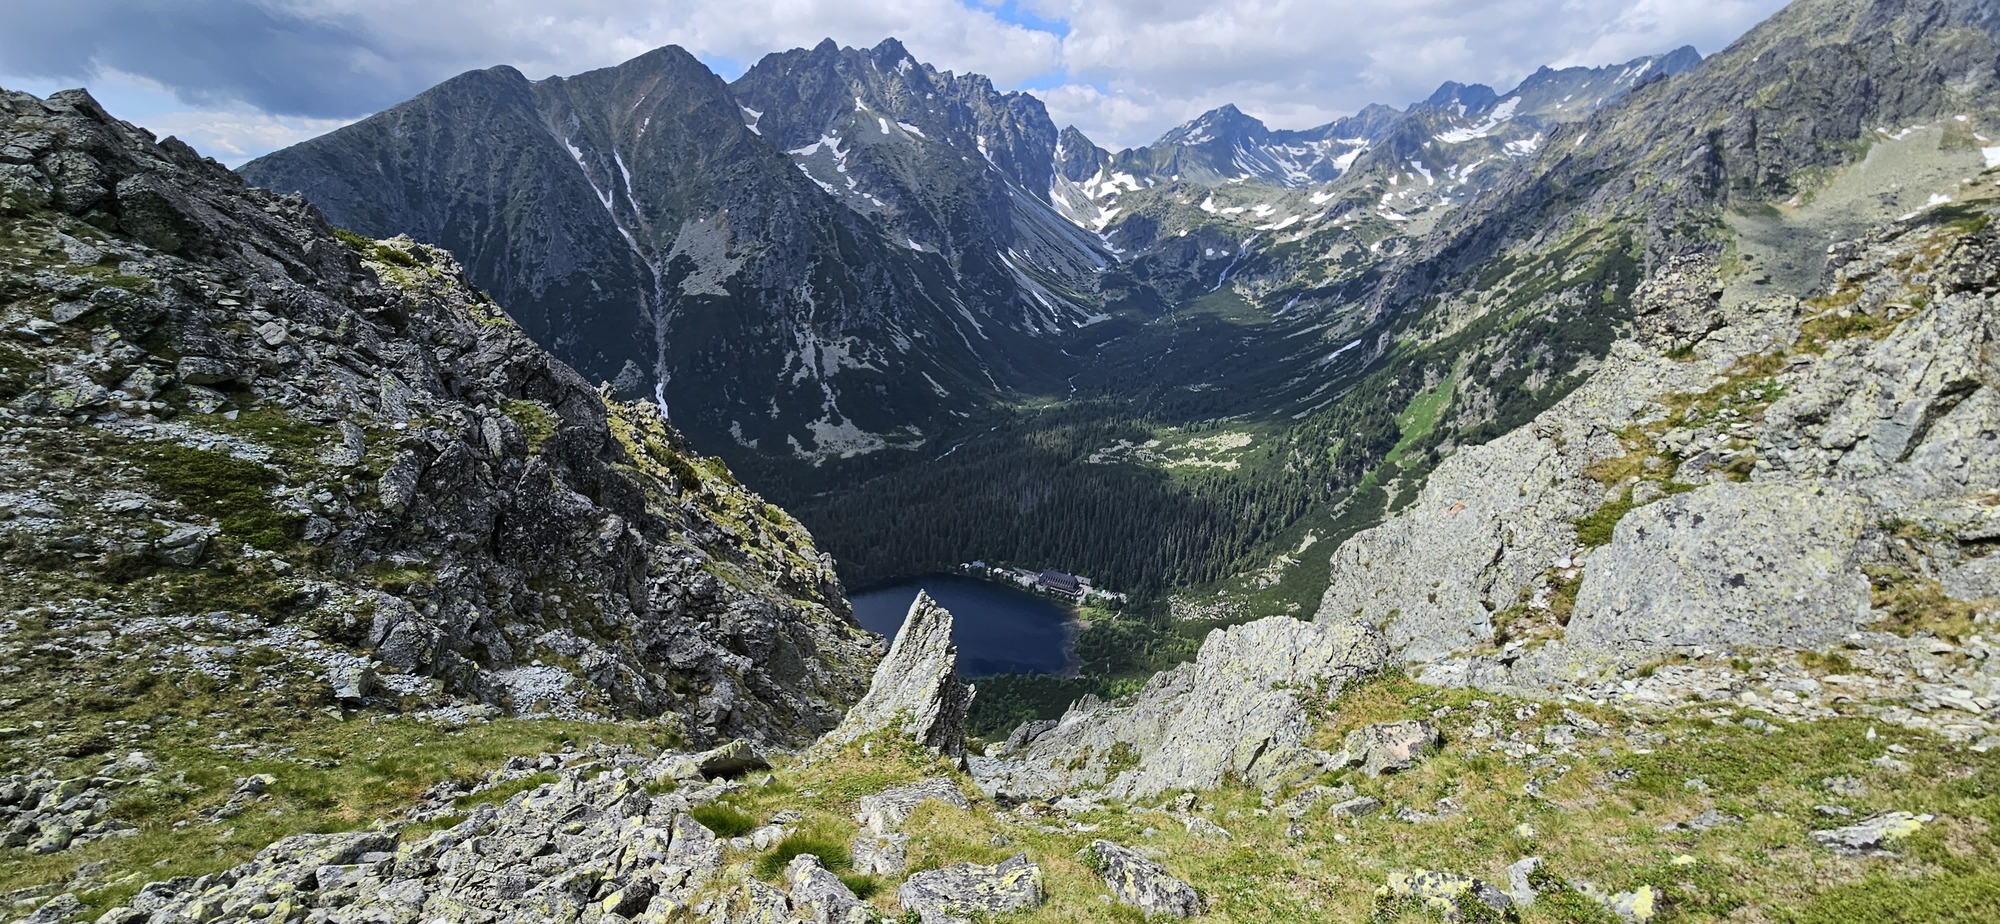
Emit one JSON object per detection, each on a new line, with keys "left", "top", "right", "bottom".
{"left": 8, "top": 588, "right": 1991, "bottom": 924}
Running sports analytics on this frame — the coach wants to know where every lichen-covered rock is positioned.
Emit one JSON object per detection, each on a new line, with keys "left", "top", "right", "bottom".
{"left": 818, "top": 592, "right": 972, "bottom": 760}
{"left": 897, "top": 853, "right": 1044, "bottom": 924}
{"left": 972, "top": 616, "right": 1385, "bottom": 800}
{"left": 1604, "top": 885, "right": 1658, "bottom": 923}
{"left": 648, "top": 739, "right": 772, "bottom": 782}
{"left": 786, "top": 853, "right": 874, "bottom": 924}
{"left": 1339, "top": 720, "right": 1441, "bottom": 777}
{"left": 851, "top": 830, "right": 911, "bottom": 875}
{"left": 1330, "top": 795, "right": 1385, "bottom": 818}
{"left": 1810, "top": 811, "right": 1932, "bottom": 856}
{"left": 855, "top": 777, "right": 971, "bottom": 834}
{"left": 1080, "top": 839, "right": 1203, "bottom": 918}
{"left": 712, "top": 879, "right": 793, "bottom": 924}
{"left": 1377, "top": 869, "right": 1512, "bottom": 918}
{"left": 94, "top": 752, "right": 735, "bottom": 924}
{"left": 1565, "top": 483, "right": 1872, "bottom": 659}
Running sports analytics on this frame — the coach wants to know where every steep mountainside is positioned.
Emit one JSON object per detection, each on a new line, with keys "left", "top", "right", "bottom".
{"left": 0, "top": 86, "right": 877, "bottom": 749}
{"left": 728, "top": 39, "right": 1126, "bottom": 338}
{"left": 238, "top": 48, "right": 1092, "bottom": 469}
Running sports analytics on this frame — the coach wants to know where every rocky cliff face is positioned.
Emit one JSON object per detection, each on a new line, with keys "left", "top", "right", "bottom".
{"left": 0, "top": 86, "right": 877, "bottom": 747}
{"left": 1315, "top": 171, "right": 2000, "bottom": 736}
{"left": 972, "top": 616, "right": 1387, "bottom": 800}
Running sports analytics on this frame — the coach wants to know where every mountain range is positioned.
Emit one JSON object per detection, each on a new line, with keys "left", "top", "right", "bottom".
{"left": 234, "top": 0, "right": 2000, "bottom": 607}
{"left": 236, "top": 39, "right": 1697, "bottom": 469}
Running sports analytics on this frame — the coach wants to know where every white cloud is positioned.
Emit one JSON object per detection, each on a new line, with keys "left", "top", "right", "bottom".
{"left": 2, "top": 0, "right": 1788, "bottom": 159}
{"left": 1030, "top": 0, "right": 1788, "bottom": 148}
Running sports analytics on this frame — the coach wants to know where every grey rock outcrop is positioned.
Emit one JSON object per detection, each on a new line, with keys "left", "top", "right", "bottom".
{"left": 896, "top": 853, "right": 1045, "bottom": 924}
{"left": 855, "top": 777, "right": 972, "bottom": 834}
{"left": 1810, "top": 811, "right": 1932, "bottom": 856}
{"left": 1566, "top": 483, "right": 1872, "bottom": 654}
{"left": 97, "top": 750, "right": 737, "bottom": 924}
{"left": 972, "top": 616, "right": 1385, "bottom": 800}
{"left": 1079, "top": 840, "right": 1203, "bottom": 918}
{"left": 818, "top": 593, "right": 973, "bottom": 760}
{"left": 786, "top": 854, "right": 874, "bottom": 924}
{"left": 1338, "top": 720, "right": 1441, "bottom": 777}
{"left": 1319, "top": 207, "right": 2000, "bottom": 686}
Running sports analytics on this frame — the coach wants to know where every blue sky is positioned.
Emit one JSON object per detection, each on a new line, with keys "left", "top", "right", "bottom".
{"left": 0, "top": 0, "right": 1789, "bottom": 165}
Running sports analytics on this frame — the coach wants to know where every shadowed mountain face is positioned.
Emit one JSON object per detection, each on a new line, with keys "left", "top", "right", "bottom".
{"left": 240, "top": 46, "right": 1109, "bottom": 469}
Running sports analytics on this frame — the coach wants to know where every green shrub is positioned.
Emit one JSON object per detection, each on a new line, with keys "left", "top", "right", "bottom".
{"left": 1573, "top": 488, "right": 1634, "bottom": 548}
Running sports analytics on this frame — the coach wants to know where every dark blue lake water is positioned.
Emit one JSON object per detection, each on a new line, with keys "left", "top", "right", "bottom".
{"left": 850, "top": 574, "right": 1075, "bottom": 677}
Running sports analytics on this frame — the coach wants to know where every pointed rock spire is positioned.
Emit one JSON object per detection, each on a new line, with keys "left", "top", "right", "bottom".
{"left": 818, "top": 591, "right": 973, "bottom": 760}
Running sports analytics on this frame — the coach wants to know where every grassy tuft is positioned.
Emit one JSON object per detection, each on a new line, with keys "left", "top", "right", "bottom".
{"left": 690, "top": 802, "right": 759, "bottom": 838}
{"left": 754, "top": 831, "right": 853, "bottom": 881}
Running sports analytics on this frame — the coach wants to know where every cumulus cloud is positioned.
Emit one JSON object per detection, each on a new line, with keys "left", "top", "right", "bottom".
{"left": 0, "top": 0, "right": 1060, "bottom": 119}
{"left": 1031, "top": 0, "right": 1788, "bottom": 148}
{"left": 0, "top": 0, "right": 1788, "bottom": 159}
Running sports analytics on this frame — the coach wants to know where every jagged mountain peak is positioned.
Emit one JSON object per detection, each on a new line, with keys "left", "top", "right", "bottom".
{"left": 1420, "top": 80, "right": 1499, "bottom": 112}
{"left": 1157, "top": 102, "right": 1270, "bottom": 147}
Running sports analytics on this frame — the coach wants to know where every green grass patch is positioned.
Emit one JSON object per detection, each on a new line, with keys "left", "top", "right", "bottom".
{"left": 1780, "top": 873, "right": 2000, "bottom": 924}
{"left": 753, "top": 831, "right": 853, "bottom": 880}
{"left": 501, "top": 399, "right": 557, "bottom": 454}
{"left": 1573, "top": 488, "right": 1636, "bottom": 548}
{"left": 1384, "top": 371, "right": 1456, "bottom": 467}
{"left": 689, "top": 802, "right": 759, "bottom": 838}
{"left": 126, "top": 442, "right": 301, "bottom": 550}
{"left": 451, "top": 771, "right": 559, "bottom": 810}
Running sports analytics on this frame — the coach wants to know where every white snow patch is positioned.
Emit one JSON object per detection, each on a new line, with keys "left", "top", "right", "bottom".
{"left": 1314, "top": 339, "right": 1363, "bottom": 367}
{"left": 897, "top": 121, "right": 926, "bottom": 138}
{"left": 878, "top": 117, "right": 892, "bottom": 135}
{"left": 1983, "top": 147, "right": 2000, "bottom": 168}
{"left": 1436, "top": 97, "right": 1520, "bottom": 144}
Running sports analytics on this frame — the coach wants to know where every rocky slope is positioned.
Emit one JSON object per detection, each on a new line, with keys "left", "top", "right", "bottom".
{"left": 0, "top": 85, "right": 877, "bottom": 751}
{"left": 17, "top": 582, "right": 1997, "bottom": 924}
{"left": 1316, "top": 178, "right": 2000, "bottom": 743}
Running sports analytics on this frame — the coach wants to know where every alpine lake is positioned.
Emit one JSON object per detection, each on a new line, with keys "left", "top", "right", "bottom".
{"left": 849, "top": 573, "right": 1077, "bottom": 677}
